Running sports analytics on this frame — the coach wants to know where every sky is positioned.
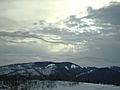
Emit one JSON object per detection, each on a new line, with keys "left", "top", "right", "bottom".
{"left": 0, "top": 0, "right": 120, "bottom": 67}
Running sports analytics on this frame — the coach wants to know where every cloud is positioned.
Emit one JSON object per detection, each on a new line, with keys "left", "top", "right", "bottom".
{"left": 0, "top": 30, "right": 65, "bottom": 44}
{"left": 60, "top": 2, "right": 120, "bottom": 66}
{"left": 0, "top": 1, "right": 120, "bottom": 67}
{"left": 86, "top": 2, "right": 120, "bottom": 25}
{"left": 0, "top": 16, "right": 18, "bottom": 30}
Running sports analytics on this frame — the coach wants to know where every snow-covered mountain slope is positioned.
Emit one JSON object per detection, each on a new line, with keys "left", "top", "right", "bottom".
{"left": 0, "top": 62, "right": 85, "bottom": 77}
{"left": 0, "top": 61, "right": 120, "bottom": 85}
{"left": 79, "top": 67, "right": 120, "bottom": 85}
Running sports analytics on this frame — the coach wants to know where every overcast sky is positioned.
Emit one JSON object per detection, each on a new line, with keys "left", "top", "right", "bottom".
{"left": 0, "top": 0, "right": 120, "bottom": 67}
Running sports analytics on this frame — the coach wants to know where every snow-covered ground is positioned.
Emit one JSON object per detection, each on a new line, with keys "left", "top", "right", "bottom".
{"left": 53, "top": 83, "right": 120, "bottom": 90}
{"left": 0, "top": 80, "right": 120, "bottom": 90}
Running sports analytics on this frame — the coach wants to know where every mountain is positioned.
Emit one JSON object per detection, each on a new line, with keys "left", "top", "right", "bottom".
{"left": 79, "top": 68, "right": 120, "bottom": 85}
{"left": 0, "top": 61, "right": 120, "bottom": 86}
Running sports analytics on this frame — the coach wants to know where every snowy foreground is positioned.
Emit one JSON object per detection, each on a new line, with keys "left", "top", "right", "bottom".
{"left": 0, "top": 80, "right": 120, "bottom": 90}
{"left": 54, "top": 82, "right": 120, "bottom": 90}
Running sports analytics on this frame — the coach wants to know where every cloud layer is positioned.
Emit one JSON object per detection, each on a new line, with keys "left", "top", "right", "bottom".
{"left": 0, "top": 1, "right": 120, "bottom": 67}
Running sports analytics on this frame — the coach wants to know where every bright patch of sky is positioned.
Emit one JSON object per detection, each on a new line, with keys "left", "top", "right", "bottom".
{"left": 0, "top": 0, "right": 117, "bottom": 23}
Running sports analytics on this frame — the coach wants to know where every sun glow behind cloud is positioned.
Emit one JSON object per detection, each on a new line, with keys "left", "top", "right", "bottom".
{"left": 0, "top": 0, "right": 120, "bottom": 66}
{"left": 0, "top": 0, "right": 117, "bottom": 23}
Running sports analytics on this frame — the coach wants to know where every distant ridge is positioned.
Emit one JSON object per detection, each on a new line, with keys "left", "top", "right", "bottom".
{"left": 0, "top": 61, "right": 120, "bottom": 86}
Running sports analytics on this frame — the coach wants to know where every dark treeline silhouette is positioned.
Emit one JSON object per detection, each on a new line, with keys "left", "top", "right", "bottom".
{"left": 0, "top": 79, "right": 79, "bottom": 90}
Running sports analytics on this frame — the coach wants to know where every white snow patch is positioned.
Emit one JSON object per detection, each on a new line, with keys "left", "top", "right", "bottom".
{"left": 9, "top": 70, "right": 27, "bottom": 76}
{"left": 79, "top": 70, "right": 95, "bottom": 76}
{"left": 34, "top": 65, "right": 56, "bottom": 75}
{"left": 71, "top": 64, "right": 78, "bottom": 69}
{"left": 46, "top": 64, "right": 56, "bottom": 69}
{"left": 65, "top": 66, "right": 69, "bottom": 70}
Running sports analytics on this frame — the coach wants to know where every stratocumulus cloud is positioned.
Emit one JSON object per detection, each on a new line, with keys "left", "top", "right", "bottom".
{"left": 0, "top": 0, "right": 120, "bottom": 67}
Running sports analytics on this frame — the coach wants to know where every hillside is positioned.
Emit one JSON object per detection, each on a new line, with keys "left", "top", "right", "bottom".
{"left": 0, "top": 62, "right": 120, "bottom": 85}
